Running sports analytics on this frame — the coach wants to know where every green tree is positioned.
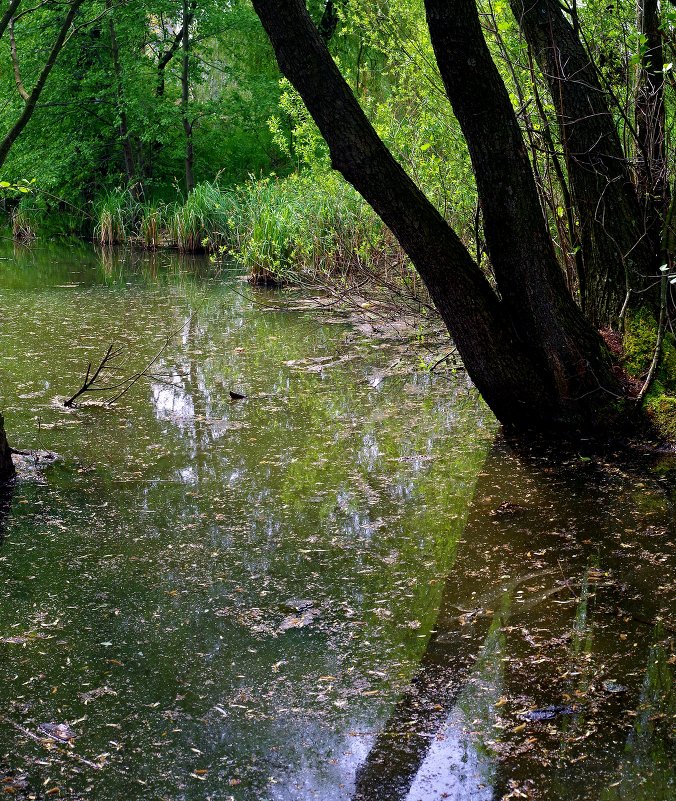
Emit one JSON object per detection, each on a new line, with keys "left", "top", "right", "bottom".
{"left": 252, "top": 0, "right": 659, "bottom": 434}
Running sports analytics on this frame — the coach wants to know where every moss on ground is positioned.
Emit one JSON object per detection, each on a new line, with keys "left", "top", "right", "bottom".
{"left": 623, "top": 307, "right": 676, "bottom": 441}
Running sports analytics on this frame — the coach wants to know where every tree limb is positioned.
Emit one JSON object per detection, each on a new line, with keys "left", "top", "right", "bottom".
{"left": 0, "top": 0, "right": 21, "bottom": 41}
{"left": 9, "top": 18, "right": 30, "bottom": 101}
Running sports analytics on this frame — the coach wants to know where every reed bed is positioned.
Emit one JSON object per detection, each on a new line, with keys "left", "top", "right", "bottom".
{"left": 88, "top": 173, "right": 405, "bottom": 285}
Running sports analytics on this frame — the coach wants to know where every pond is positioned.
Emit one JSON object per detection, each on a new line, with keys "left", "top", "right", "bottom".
{"left": 0, "top": 241, "right": 674, "bottom": 801}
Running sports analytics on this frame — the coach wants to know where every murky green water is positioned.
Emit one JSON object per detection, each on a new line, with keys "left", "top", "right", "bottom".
{"left": 0, "top": 241, "right": 673, "bottom": 801}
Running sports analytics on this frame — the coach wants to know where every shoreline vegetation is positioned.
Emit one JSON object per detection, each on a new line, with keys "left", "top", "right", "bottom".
{"left": 2, "top": 173, "right": 676, "bottom": 446}
{"left": 5, "top": 174, "right": 407, "bottom": 284}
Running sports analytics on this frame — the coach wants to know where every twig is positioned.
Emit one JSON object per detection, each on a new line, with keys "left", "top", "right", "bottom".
{"left": 64, "top": 313, "right": 199, "bottom": 408}
{"left": 64, "top": 343, "right": 122, "bottom": 407}
{"left": 636, "top": 270, "right": 667, "bottom": 404}
{"left": 427, "top": 349, "right": 461, "bottom": 372}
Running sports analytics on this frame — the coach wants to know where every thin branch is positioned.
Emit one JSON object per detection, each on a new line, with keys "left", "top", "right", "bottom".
{"left": 9, "top": 18, "right": 30, "bottom": 101}
{"left": 64, "top": 344, "right": 120, "bottom": 406}
{"left": 636, "top": 270, "right": 667, "bottom": 403}
{"left": 0, "top": 716, "right": 103, "bottom": 771}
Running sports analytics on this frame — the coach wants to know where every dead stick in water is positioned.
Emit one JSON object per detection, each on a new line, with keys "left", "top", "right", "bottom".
{"left": 1, "top": 716, "right": 104, "bottom": 770}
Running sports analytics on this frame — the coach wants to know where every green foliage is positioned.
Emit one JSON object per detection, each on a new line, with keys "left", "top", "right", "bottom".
{"left": 624, "top": 308, "right": 676, "bottom": 440}
{"left": 268, "top": 78, "right": 331, "bottom": 170}
{"left": 0, "top": 0, "right": 286, "bottom": 205}
{"left": 229, "top": 172, "right": 401, "bottom": 283}
{"left": 88, "top": 174, "right": 403, "bottom": 284}
{"left": 623, "top": 307, "right": 676, "bottom": 380}
{"left": 94, "top": 190, "right": 141, "bottom": 246}
{"left": 168, "top": 182, "right": 233, "bottom": 252}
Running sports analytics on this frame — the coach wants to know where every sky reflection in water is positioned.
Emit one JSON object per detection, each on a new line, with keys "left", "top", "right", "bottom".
{"left": 0, "top": 242, "right": 673, "bottom": 801}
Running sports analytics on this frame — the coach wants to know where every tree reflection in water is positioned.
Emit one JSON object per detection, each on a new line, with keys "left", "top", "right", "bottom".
{"left": 354, "top": 443, "right": 675, "bottom": 801}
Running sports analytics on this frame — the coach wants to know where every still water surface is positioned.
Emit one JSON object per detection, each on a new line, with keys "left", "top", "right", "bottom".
{"left": 0, "top": 242, "right": 673, "bottom": 800}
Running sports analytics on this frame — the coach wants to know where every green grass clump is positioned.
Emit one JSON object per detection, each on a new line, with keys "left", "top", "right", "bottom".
{"left": 94, "top": 190, "right": 140, "bottom": 246}
{"left": 140, "top": 204, "right": 167, "bottom": 249}
{"left": 168, "top": 182, "right": 233, "bottom": 253}
{"left": 624, "top": 307, "right": 676, "bottom": 441}
{"left": 11, "top": 205, "right": 38, "bottom": 242}
{"left": 88, "top": 174, "right": 405, "bottom": 280}
{"left": 230, "top": 172, "right": 401, "bottom": 284}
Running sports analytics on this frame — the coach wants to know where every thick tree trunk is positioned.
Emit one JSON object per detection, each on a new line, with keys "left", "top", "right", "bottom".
{"left": 0, "top": 415, "right": 15, "bottom": 482}
{"left": 0, "top": 0, "right": 84, "bottom": 171}
{"left": 510, "top": 0, "right": 655, "bottom": 327}
{"left": 251, "top": 0, "right": 623, "bottom": 433}
{"left": 635, "top": 0, "right": 668, "bottom": 260}
{"left": 424, "top": 0, "right": 618, "bottom": 419}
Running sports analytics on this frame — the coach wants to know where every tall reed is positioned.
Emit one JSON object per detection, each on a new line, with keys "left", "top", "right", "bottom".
{"left": 94, "top": 190, "right": 140, "bottom": 246}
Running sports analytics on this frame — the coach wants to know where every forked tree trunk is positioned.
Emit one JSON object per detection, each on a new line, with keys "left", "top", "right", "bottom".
{"left": 424, "top": 0, "right": 616, "bottom": 413}
{"left": 0, "top": 415, "right": 14, "bottom": 482}
{"left": 251, "top": 0, "right": 623, "bottom": 434}
{"left": 156, "top": 0, "right": 197, "bottom": 97}
{"left": 510, "top": 0, "right": 656, "bottom": 327}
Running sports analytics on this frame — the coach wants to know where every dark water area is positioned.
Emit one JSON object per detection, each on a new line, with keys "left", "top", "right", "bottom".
{"left": 0, "top": 241, "right": 673, "bottom": 800}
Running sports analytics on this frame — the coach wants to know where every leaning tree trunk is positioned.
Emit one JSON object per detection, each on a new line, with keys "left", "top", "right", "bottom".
{"left": 424, "top": 0, "right": 618, "bottom": 418}
{"left": 250, "top": 0, "right": 623, "bottom": 434}
{"left": 0, "top": 0, "right": 84, "bottom": 170}
{"left": 0, "top": 0, "right": 21, "bottom": 43}
{"left": 0, "top": 415, "right": 14, "bottom": 482}
{"left": 510, "top": 0, "right": 656, "bottom": 327}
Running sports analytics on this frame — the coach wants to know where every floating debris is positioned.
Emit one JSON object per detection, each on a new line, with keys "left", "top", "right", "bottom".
{"left": 602, "top": 680, "right": 627, "bottom": 694}
{"left": 37, "top": 723, "right": 78, "bottom": 742}
{"left": 278, "top": 608, "right": 321, "bottom": 632}
{"left": 520, "top": 705, "right": 575, "bottom": 722}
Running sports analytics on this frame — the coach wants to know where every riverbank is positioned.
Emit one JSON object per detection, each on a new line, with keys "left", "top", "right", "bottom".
{"left": 5, "top": 173, "right": 406, "bottom": 284}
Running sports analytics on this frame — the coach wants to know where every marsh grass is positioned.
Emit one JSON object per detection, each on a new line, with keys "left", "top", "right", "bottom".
{"left": 140, "top": 204, "right": 166, "bottom": 249}
{"left": 230, "top": 173, "right": 403, "bottom": 284}
{"left": 11, "top": 206, "right": 38, "bottom": 242}
{"left": 168, "top": 183, "right": 232, "bottom": 253}
{"left": 94, "top": 190, "right": 140, "bottom": 246}
{"left": 89, "top": 174, "right": 406, "bottom": 286}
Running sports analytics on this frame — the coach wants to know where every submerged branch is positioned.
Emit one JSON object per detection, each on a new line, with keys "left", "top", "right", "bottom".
{"left": 64, "top": 316, "right": 195, "bottom": 407}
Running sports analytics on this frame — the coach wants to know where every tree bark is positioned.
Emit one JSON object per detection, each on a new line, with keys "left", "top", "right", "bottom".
{"left": 9, "top": 18, "right": 29, "bottom": 100}
{"left": 635, "top": 0, "right": 668, "bottom": 260}
{"left": 108, "top": 13, "right": 137, "bottom": 193}
{"left": 318, "top": 0, "right": 339, "bottom": 42}
{"left": 424, "top": 0, "right": 618, "bottom": 419}
{"left": 510, "top": 0, "right": 655, "bottom": 327}
{"left": 0, "top": 0, "right": 84, "bottom": 171}
{"left": 156, "top": 0, "right": 197, "bottom": 97}
{"left": 0, "top": 414, "right": 15, "bottom": 483}
{"left": 0, "top": 0, "right": 21, "bottom": 42}
{"left": 251, "top": 0, "right": 623, "bottom": 433}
